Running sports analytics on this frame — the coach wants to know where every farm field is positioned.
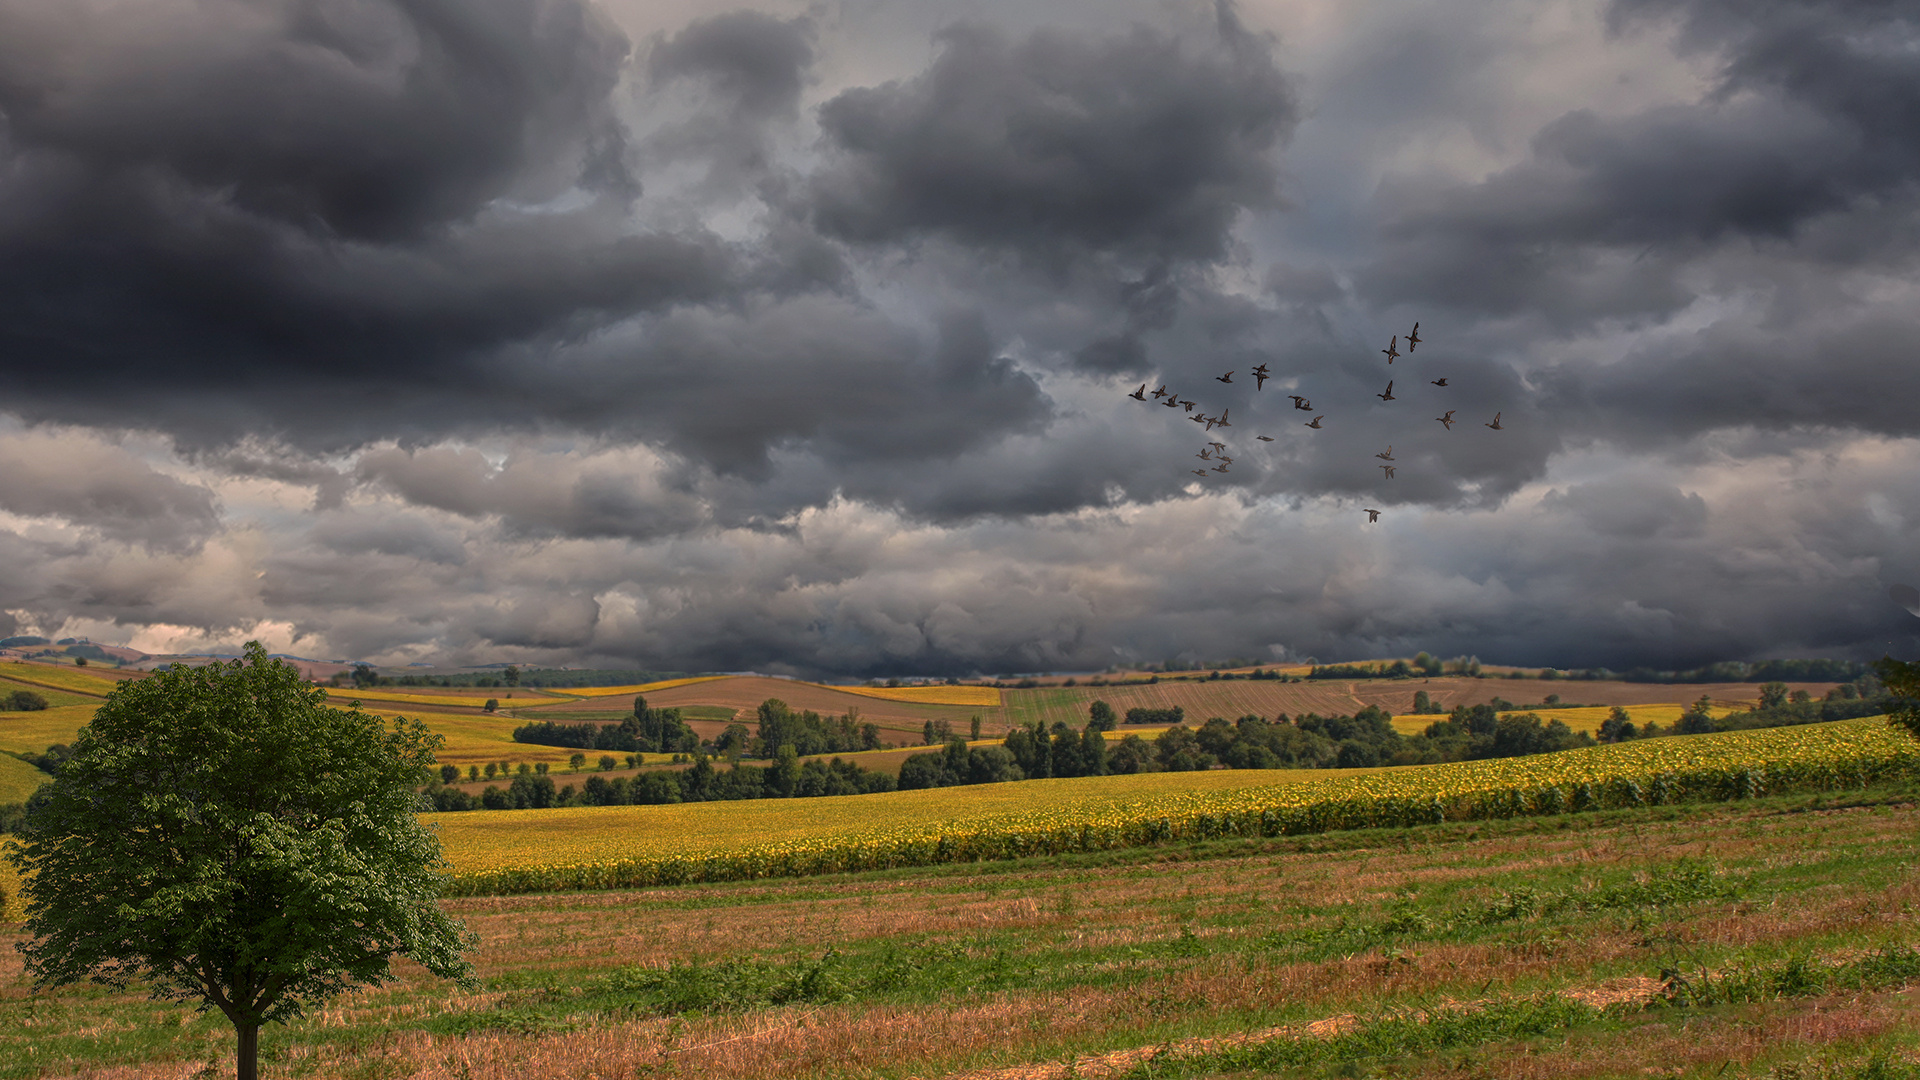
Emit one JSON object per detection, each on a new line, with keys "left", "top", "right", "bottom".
{"left": 1389, "top": 703, "right": 1691, "bottom": 736}
{"left": 0, "top": 704, "right": 96, "bottom": 758}
{"left": 0, "top": 754, "right": 45, "bottom": 803}
{"left": 997, "top": 676, "right": 1812, "bottom": 731}
{"left": 518, "top": 675, "right": 988, "bottom": 740}
{"left": 5, "top": 775, "right": 1919, "bottom": 1078}
{"left": 426, "top": 718, "right": 1911, "bottom": 893}
{"left": 0, "top": 662, "right": 132, "bottom": 696}
{"left": 317, "top": 686, "right": 572, "bottom": 710}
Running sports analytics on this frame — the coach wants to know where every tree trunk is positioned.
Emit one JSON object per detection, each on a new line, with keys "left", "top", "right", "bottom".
{"left": 235, "top": 1019, "right": 259, "bottom": 1080}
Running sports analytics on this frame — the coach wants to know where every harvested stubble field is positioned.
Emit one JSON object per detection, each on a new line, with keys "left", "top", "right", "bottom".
{"left": 6, "top": 775, "right": 1920, "bottom": 1079}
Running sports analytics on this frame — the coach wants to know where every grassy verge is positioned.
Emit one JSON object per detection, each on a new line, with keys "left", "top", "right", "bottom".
{"left": 5, "top": 778, "right": 1920, "bottom": 1078}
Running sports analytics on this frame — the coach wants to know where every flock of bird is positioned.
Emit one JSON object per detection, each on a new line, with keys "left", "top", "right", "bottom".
{"left": 1127, "top": 322, "right": 1506, "bottom": 523}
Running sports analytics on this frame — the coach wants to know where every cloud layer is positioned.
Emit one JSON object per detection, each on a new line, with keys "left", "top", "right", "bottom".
{"left": 0, "top": 0, "right": 1914, "bottom": 673}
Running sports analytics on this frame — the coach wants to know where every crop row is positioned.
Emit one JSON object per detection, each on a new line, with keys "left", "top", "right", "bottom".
{"left": 440, "top": 716, "right": 1915, "bottom": 896}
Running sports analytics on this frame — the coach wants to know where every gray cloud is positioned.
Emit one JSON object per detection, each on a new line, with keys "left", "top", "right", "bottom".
{"left": 0, "top": 0, "right": 1913, "bottom": 674}
{"left": 807, "top": 3, "right": 1297, "bottom": 264}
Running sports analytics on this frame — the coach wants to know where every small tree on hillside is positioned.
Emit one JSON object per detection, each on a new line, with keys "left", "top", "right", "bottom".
{"left": 5, "top": 643, "right": 474, "bottom": 1080}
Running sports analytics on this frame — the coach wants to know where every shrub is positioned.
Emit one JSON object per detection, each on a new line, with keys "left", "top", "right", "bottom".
{"left": 3, "top": 690, "right": 48, "bottom": 711}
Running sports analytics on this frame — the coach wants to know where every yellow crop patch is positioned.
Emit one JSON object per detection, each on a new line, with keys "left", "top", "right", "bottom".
{"left": 551, "top": 677, "right": 730, "bottom": 698}
{"left": 0, "top": 662, "right": 127, "bottom": 697}
{"left": 833, "top": 685, "right": 1003, "bottom": 707}
{"left": 0, "top": 754, "right": 49, "bottom": 803}
{"left": 319, "top": 687, "right": 569, "bottom": 710}
{"left": 0, "top": 704, "right": 98, "bottom": 756}
{"left": 435, "top": 718, "right": 1915, "bottom": 896}
{"left": 1390, "top": 704, "right": 1690, "bottom": 736}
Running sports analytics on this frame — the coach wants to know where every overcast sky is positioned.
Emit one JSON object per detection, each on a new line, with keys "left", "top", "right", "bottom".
{"left": 0, "top": 0, "right": 1915, "bottom": 675}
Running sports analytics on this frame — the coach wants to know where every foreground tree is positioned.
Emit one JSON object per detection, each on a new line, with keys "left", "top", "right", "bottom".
{"left": 1878, "top": 655, "right": 1920, "bottom": 740}
{"left": 6, "top": 642, "right": 475, "bottom": 1080}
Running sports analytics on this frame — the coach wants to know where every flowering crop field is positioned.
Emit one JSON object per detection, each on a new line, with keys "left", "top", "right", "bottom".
{"left": 554, "top": 677, "right": 729, "bottom": 698}
{"left": 0, "top": 704, "right": 97, "bottom": 757}
{"left": 834, "top": 684, "right": 1003, "bottom": 707}
{"left": 434, "top": 716, "right": 1913, "bottom": 897}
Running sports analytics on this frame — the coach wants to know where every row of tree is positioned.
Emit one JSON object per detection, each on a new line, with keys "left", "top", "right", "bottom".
{"left": 511, "top": 696, "right": 699, "bottom": 753}
{"left": 424, "top": 750, "right": 898, "bottom": 811}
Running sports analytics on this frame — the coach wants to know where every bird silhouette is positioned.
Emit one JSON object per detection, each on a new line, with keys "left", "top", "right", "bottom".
{"left": 1218, "top": 455, "right": 1233, "bottom": 466}
{"left": 1436, "top": 410, "right": 1455, "bottom": 430}
{"left": 1163, "top": 394, "right": 1182, "bottom": 408}
{"left": 1406, "top": 322, "right": 1421, "bottom": 351}
{"left": 1213, "top": 463, "right": 1229, "bottom": 473}
{"left": 1485, "top": 412, "right": 1503, "bottom": 430}
{"left": 1252, "top": 364, "right": 1270, "bottom": 390}
{"left": 1377, "top": 380, "right": 1395, "bottom": 402}
{"left": 1380, "top": 464, "right": 1396, "bottom": 479}
{"left": 1181, "top": 400, "right": 1195, "bottom": 412}
{"left": 1430, "top": 378, "right": 1448, "bottom": 387}
{"left": 1129, "top": 384, "right": 1147, "bottom": 401}
{"left": 1382, "top": 336, "right": 1399, "bottom": 364}
{"left": 1375, "top": 446, "right": 1394, "bottom": 461}
{"left": 1196, "top": 449, "right": 1212, "bottom": 460}
{"left": 1151, "top": 384, "right": 1169, "bottom": 399}
{"left": 1217, "top": 371, "right": 1234, "bottom": 384}
{"left": 1214, "top": 408, "right": 1231, "bottom": 428}
{"left": 1189, "top": 413, "right": 1208, "bottom": 424}
{"left": 1255, "top": 435, "right": 1274, "bottom": 442}
{"left": 1191, "top": 469, "right": 1209, "bottom": 476}
{"left": 1208, "top": 441, "right": 1226, "bottom": 452}
{"left": 1290, "top": 395, "right": 1313, "bottom": 411}
{"left": 1365, "top": 509, "right": 1381, "bottom": 523}
{"left": 1305, "top": 416, "right": 1324, "bottom": 429}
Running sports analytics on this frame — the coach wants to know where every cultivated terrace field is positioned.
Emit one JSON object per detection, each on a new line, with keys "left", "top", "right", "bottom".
{"left": 4, "top": 756, "right": 1920, "bottom": 1078}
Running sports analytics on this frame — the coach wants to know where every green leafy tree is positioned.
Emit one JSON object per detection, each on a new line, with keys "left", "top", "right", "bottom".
{"left": 5, "top": 642, "right": 474, "bottom": 1080}
{"left": 1086, "top": 700, "right": 1117, "bottom": 732}
{"left": 1877, "top": 656, "right": 1920, "bottom": 741}
{"left": 503, "top": 665, "right": 520, "bottom": 688}
{"left": 1759, "top": 681, "right": 1791, "bottom": 709}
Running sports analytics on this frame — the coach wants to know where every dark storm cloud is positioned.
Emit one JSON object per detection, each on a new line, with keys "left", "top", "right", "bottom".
{"left": 807, "top": 2, "right": 1298, "bottom": 264}
{"left": 1362, "top": 0, "right": 1920, "bottom": 322}
{"left": 649, "top": 10, "right": 814, "bottom": 119}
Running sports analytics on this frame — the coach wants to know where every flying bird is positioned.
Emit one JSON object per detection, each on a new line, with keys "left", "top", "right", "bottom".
{"left": 1163, "top": 394, "right": 1182, "bottom": 407}
{"left": 1382, "top": 336, "right": 1399, "bottom": 364}
{"left": 1192, "top": 469, "right": 1209, "bottom": 477}
{"left": 1430, "top": 378, "right": 1448, "bottom": 387}
{"left": 1219, "top": 455, "right": 1233, "bottom": 465}
{"left": 1190, "top": 413, "right": 1208, "bottom": 424}
{"left": 1377, "top": 380, "right": 1395, "bottom": 402}
{"left": 1196, "top": 449, "right": 1213, "bottom": 460}
{"left": 1215, "top": 408, "right": 1232, "bottom": 428}
{"left": 1129, "top": 384, "right": 1147, "bottom": 401}
{"left": 1305, "top": 416, "right": 1324, "bottom": 429}
{"left": 1436, "top": 410, "right": 1455, "bottom": 430}
{"left": 1290, "top": 395, "right": 1312, "bottom": 411}
{"left": 1213, "top": 463, "right": 1230, "bottom": 473}
{"left": 1217, "top": 371, "right": 1234, "bottom": 384}
{"left": 1380, "top": 464, "right": 1396, "bottom": 479}
{"left": 1486, "top": 412, "right": 1503, "bottom": 430}
{"left": 1208, "top": 441, "right": 1226, "bottom": 452}
{"left": 1365, "top": 509, "right": 1381, "bottom": 523}
{"left": 1181, "top": 400, "right": 1195, "bottom": 411}
{"left": 1151, "top": 384, "right": 1169, "bottom": 398}
{"left": 1375, "top": 446, "right": 1394, "bottom": 461}
{"left": 1406, "top": 323, "right": 1421, "bottom": 351}
{"left": 1256, "top": 435, "right": 1274, "bottom": 442}
{"left": 1251, "top": 364, "right": 1270, "bottom": 390}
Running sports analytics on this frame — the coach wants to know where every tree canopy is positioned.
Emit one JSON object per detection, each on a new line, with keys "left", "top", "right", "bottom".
{"left": 6, "top": 642, "right": 474, "bottom": 1080}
